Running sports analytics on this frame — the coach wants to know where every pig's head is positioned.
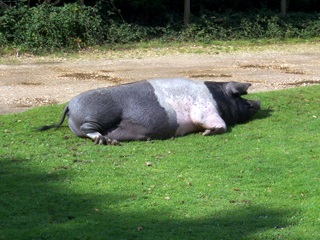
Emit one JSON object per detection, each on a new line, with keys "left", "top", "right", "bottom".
{"left": 218, "top": 82, "right": 260, "bottom": 125}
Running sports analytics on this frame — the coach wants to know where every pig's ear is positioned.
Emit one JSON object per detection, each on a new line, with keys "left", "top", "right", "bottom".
{"left": 227, "top": 82, "right": 251, "bottom": 96}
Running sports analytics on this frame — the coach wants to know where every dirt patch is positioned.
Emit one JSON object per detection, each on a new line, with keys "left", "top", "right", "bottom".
{"left": 18, "top": 81, "right": 44, "bottom": 86}
{"left": 282, "top": 79, "right": 320, "bottom": 86}
{"left": 190, "top": 73, "right": 233, "bottom": 78}
{"left": 1, "top": 43, "right": 320, "bottom": 114}
{"left": 13, "top": 97, "right": 58, "bottom": 107}
{"left": 182, "top": 69, "right": 233, "bottom": 78}
{"left": 60, "top": 72, "right": 124, "bottom": 84}
{"left": 239, "top": 64, "right": 306, "bottom": 75}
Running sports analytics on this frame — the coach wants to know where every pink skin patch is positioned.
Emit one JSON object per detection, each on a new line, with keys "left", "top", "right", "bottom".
{"left": 149, "top": 78, "right": 227, "bottom": 136}
{"left": 166, "top": 95, "right": 226, "bottom": 136}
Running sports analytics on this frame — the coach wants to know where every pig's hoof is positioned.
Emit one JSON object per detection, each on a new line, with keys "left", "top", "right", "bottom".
{"left": 213, "top": 127, "right": 226, "bottom": 134}
{"left": 106, "top": 138, "right": 121, "bottom": 146}
{"left": 202, "top": 127, "right": 226, "bottom": 136}
{"left": 202, "top": 129, "right": 212, "bottom": 136}
{"left": 94, "top": 136, "right": 107, "bottom": 145}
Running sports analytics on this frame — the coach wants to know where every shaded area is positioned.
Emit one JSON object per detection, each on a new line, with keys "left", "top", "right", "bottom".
{"left": 251, "top": 109, "right": 273, "bottom": 121}
{"left": 0, "top": 156, "right": 296, "bottom": 239}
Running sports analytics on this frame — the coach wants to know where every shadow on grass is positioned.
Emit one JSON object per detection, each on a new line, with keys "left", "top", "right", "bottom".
{"left": 1, "top": 156, "right": 295, "bottom": 240}
{"left": 252, "top": 108, "right": 273, "bottom": 121}
{"left": 226, "top": 108, "right": 273, "bottom": 133}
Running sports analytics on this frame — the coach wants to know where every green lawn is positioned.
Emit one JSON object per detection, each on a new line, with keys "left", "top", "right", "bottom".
{"left": 1, "top": 85, "right": 319, "bottom": 239}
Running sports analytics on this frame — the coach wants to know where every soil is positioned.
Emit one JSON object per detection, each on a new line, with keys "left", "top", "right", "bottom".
{"left": 1, "top": 43, "right": 320, "bottom": 114}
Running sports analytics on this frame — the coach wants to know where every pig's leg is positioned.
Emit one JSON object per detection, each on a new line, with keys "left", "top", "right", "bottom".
{"left": 78, "top": 121, "right": 149, "bottom": 144}
{"left": 202, "top": 112, "right": 227, "bottom": 135}
{"left": 74, "top": 122, "right": 118, "bottom": 145}
{"left": 106, "top": 121, "right": 150, "bottom": 141}
{"left": 68, "top": 115, "right": 120, "bottom": 145}
{"left": 67, "top": 116, "right": 105, "bottom": 144}
{"left": 192, "top": 109, "right": 227, "bottom": 135}
{"left": 78, "top": 122, "right": 109, "bottom": 145}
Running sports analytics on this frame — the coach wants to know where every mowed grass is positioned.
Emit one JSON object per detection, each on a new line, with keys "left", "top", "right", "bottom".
{"left": 1, "top": 85, "right": 319, "bottom": 240}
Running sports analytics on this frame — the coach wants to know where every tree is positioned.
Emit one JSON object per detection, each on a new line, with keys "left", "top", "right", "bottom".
{"left": 281, "top": 0, "right": 287, "bottom": 16}
{"left": 184, "top": 0, "right": 190, "bottom": 27}
{"left": 0, "top": 0, "right": 9, "bottom": 8}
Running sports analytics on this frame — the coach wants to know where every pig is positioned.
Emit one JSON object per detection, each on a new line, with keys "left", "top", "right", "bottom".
{"left": 39, "top": 78, "right": 260, "bottom": 144}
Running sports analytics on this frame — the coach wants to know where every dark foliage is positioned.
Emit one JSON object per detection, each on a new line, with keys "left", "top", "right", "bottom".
{"left": 1, "top": 1, "right": 320, "bottom": 53}
{"left": 0, "top": 3, "right": 105, "bottom": 52}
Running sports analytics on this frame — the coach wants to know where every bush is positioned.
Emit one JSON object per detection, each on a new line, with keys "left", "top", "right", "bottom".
{"left": 0, "top": 3, "right": 105, "bottom": 52}
{"left": 105, "top": 20, "right": 149, "bottom": 44}
{"left": 0, "top": 4, "right": 29, "bottom": 44}
{"left": 1, "top": 4, "right": 320, "bottom": 53}
{"left": 173, "top": 11, "right": 320, "bottom": 42}
{"left": 0, "top": 32, "right": 7, "bottom": 47}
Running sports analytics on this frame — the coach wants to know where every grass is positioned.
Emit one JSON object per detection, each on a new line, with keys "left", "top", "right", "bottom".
{"left": 2, "top": 38, "right": 320, "bottom": 63}
{"left": 1, "top": 84, "right": 320, "bottom": 239}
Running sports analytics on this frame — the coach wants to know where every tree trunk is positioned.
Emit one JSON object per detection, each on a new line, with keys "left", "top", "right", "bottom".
{"left": 0, "top": 0, "right": 9, "bottom": 8}
{"left": 281, "top": 0, "right": 287, "bottom": 17}
{"left": 184, "top": 0, "right": 190, "bottom": 27}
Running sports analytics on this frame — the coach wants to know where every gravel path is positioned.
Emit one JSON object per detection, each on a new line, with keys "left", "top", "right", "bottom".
{"left": 1, "top": 43, "right": 320, "bottom": 114}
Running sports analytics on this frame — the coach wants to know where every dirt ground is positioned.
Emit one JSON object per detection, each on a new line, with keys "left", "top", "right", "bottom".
{"left": 1, "top": 43, "right": 320, "bottom": 114}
